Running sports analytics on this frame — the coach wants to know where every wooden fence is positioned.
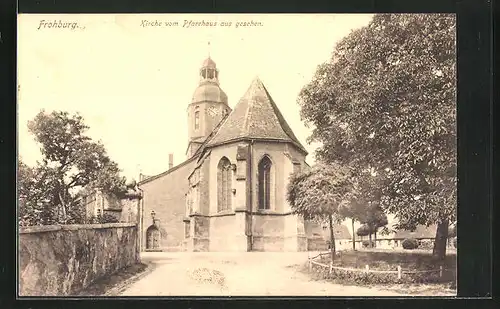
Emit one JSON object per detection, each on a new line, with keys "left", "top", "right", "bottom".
{"left": 307, "top": 252, "right": 455, "bottom": 280}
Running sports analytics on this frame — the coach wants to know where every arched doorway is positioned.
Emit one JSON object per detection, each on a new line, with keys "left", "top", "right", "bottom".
{"left": 146, "top": 225, "right": 161, "bottom": 250}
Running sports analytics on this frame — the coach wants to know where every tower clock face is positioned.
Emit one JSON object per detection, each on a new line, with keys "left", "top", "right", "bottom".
{"left": 207, "top": 106, "right": 218, "bottom": 117}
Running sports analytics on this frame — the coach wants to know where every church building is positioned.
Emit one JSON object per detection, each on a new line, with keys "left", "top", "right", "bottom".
{"left": 138, "top": 57, "right": 325, "bottom": 252}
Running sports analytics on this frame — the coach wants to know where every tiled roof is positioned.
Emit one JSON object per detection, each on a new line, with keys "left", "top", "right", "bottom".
{"left": 394, "top": 224, "right": 437, "bottom": 239}
{"left": 137, "top": 156, "right": 198, "bottom": 185}
{"left": 333, "top": 224, "right": 352, "bottom": 240}
{"left": 206, "top": 77, "right": 308, "bottom": 154}
{"left": 322, "top": 224, "right": 352, "bottom": 240}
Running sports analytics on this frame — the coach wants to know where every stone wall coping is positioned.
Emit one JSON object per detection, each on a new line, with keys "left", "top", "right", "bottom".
{"left": 19, "top": 222, "right": 137, "bottom": 234}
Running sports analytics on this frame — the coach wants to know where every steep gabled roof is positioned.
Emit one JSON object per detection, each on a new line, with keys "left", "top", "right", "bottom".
{"left": 325, "top": 224, "right": 352, "bottom": 240}
{"left": 206, "top": 77, "right": 308, "bottom": 154}
{"left": 394, "top": 225, "right": 437, "bottom": 239}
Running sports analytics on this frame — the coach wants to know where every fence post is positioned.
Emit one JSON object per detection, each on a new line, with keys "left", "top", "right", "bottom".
{"left": 329, "top": 262, "right": 333, "bottom": 275}
{"left": 439, "top": 265, "right": 443, "bottom": 278}
{"left": 397, "top": 265, "right": 402, "bottom": 279}
{"left": 365, "top": 265, "right": 369, "bottom": 271}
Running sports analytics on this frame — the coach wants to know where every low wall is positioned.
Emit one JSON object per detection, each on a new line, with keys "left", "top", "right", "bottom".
{"left": 19, "top": 223, "right": 139, "bottom": 296}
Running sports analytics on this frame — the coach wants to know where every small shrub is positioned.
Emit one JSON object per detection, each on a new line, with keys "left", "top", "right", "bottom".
{"left": 419, "top": 239, "right": 434, "bottom": 250}
{"left": 362, "top": 240, "right": 373, "bottom": 248}
{"left": 88, "top": 214, "right": 119, "bottom": 224}
{"left": 402, "top": 238, "right": 419, "bottom": 250}
{"left": 453, "top": 237, "right": 457, "bottom": 248}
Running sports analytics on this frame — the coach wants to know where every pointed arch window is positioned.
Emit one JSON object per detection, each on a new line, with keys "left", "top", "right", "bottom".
{"left": 217, "top": 157, "right": 232, "bottom": 212}
{"left": 194, "top": 106, "right": 200, "bottom": 130}
{"left": 258, "top": 156, "right": 272, "bottom": 210}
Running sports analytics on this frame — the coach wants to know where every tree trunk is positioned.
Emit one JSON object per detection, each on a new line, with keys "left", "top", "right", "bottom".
{"left": 352, "top": 218, "right": 356, "bottom": 251}
{"left": 58, "top": 191, "right": 67, "bottom": 223}
{"left": 369, "top": 232, "right": 372, "bottom": 248}
{"left": 329, "top": 214, "right": 336, "bottom": 262}
{"left": 433, "top": 219, "right": 449, "bottom": 261}
{"left": 374, "top": 230, "right": 377, "bottom": 248}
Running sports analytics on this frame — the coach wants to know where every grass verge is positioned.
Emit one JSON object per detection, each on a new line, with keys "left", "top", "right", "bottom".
{"left": 304, "top": 249, "right": 457, "bottom": 296}
{"left": 75, "top": 262, "right": 155, "bottom": 296}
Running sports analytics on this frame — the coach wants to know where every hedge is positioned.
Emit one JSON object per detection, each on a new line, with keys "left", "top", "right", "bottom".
{"left": 310, "top": 262, "right": 456, "bottom": 285}
{"left": 402, "top": 238, "right": 419, "bottom": 250}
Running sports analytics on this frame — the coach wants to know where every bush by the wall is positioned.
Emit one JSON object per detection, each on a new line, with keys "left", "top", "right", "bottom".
{"left": 88, "top": 214, "right": 120, "bottom": 224}
{"left": 402, "top": 238, "right": 419, "bottom": 250}
{"left": 362, "top": 240, "right": 374, "bottom": 248}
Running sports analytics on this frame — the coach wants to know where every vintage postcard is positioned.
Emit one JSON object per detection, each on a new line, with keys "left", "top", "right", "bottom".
{"left": 17, "top": 13, "right": 457, "bottom": 297}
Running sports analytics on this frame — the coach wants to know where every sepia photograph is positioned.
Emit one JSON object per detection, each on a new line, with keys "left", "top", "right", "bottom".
{"left": 17, "top": 13, "right": 457, "bottom": 297}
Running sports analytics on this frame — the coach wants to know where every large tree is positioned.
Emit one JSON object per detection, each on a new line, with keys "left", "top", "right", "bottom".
{"left": 18, "top": 159, "right": 59, "bottom": 225}
{"left": 297, "top": 14, "right": 456, "bottom": 260}
{"left": 287, "top": 162, "right": 355, "bottom": 261}
{"left": 19, "top": 110, "right": 127, "bottom": 226}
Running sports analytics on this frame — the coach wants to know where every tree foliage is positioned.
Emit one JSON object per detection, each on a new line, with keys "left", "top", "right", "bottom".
{"left": 19, "top": 110, "right": 127, "bottom": 226}
{"left": 287, "top": 162, "right": 355, "bottom": 220}
{"left": 297, "top": 14, "right": 456, "bottom": 259}
{"left": 356, "top": 225, "right": 370, "bottom": 237}
{"left": 359, "top": 203, "right": 388, "bottom": 234}
{"left": 287, "top": 162, "right": 355, "bottom": 259}
{"left": 448, "top": 224, "right": 457, "bottom": 238}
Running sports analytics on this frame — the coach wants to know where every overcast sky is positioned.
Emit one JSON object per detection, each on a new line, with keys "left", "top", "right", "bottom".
{"left": 18, "top": 14, "right": 374, "bottom": 181}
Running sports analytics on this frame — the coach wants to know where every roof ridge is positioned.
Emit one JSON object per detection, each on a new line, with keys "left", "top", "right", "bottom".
{"left": 243, "top": 83, "right": 258, "bottom": 134}
{"left": 260, "top": 84, "right": 305, "bottom": 151}
{"left": 138, "top": 155, "right": 198, "bottom": 186}
{"left": 205, "top": 77, "right": 308, "bottom": 154}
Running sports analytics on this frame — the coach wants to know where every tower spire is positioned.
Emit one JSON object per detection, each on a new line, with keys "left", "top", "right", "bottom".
{"left": 208, "top": 41, "right": 211, "bottom": 58}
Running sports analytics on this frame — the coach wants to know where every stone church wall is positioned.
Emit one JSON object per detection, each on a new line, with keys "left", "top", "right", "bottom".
{"left": 251, "top": 214, "right": 286, "bottom": 251}
{"left": 139, "top": 158, "right": 197, "bottom": 251}
{"left": 19, "top": 223, "right": 139, "bottom": 296}
{"left": 209, "top": 214, "right": 236, "bottom": 251}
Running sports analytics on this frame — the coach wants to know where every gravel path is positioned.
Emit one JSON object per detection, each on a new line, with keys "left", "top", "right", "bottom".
{"left": 119, "top": 252, "right": 403, "bottom": 296}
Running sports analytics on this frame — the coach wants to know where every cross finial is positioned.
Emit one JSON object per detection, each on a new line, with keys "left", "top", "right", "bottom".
{"left": 208, "top": 41, "right": 211, "bottom": 58}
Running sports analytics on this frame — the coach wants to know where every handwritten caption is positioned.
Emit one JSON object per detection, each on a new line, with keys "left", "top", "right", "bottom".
{"left": 37, "top": 20, "right": 85, "bottom": 30}
{"left": 140, "top": 19, "right": 263, "bottom": 28}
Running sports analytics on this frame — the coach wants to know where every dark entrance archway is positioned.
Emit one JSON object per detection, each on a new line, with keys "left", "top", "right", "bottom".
{"left": 146, "top": 225, "right": 161, "bottom": 250}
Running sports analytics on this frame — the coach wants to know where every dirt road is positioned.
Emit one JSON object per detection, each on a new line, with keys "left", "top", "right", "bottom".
{"left": 119, "top": 252, "right": 403, "bottom": 296}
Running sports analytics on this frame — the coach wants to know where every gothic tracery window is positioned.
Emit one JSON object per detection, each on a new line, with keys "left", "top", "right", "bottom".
{"left": 217, "top": 157, "right": 232, "bottom": 212}
{"left": 258, "top": 156, "right": 272, "bottom": 210}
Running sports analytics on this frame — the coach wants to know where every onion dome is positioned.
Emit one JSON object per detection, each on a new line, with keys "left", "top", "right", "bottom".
{"left": 191, "top": 57, "right": 228, "bottom": 105}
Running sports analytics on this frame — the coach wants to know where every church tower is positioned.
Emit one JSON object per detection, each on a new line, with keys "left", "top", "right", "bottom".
{"left": 187, "top": 57, "right": 231, "bottom": 157}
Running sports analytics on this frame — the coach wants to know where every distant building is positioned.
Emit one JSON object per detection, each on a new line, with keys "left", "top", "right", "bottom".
{"left": 310, "top": 223, "right": 352, "bottom": 251}
{"left": 392, "top": 224, "right": 437, "bottom": 248}
{"left": 352, "top": 224, "right": 455, "bottom": 249}
{"left": 78, "top": 185, "right": 142, "bottom": 224}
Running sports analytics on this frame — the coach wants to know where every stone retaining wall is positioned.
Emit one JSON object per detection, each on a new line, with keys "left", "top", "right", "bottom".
{"left": 19, "top": 223, "right": 139, "bottom": 296}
